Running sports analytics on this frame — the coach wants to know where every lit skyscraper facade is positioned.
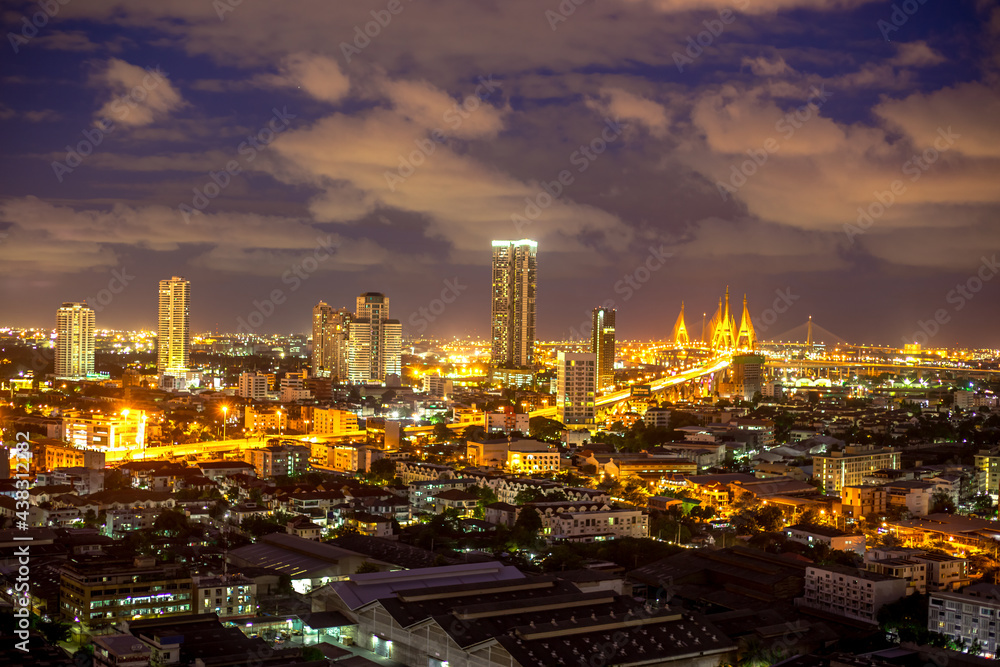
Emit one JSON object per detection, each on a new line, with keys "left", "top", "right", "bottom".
{"left": 348, "top": 292, "right": 402, "bottom": 384}
{"left": 557, "top": 351, "right": 596, "bottom": 427}
{"left": 55, "top": 302, "right": 95, "bottom": 379}
{"left": 312, "top": 301, "right": 351, "bottom": 379}
{"left": 157, "top": 276, "right": 190, "bottom": 374}
{"left": 591, "top": 307, "right": 616, "bottom": 391}
{"left": 491, "top": 239, "right": 536, "bottom": 368}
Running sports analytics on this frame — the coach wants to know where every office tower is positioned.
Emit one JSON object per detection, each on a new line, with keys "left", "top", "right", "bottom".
{"left": 311, "top": 302, "right": 351, "bottom": 379}
{"left": 556, "top": 351, "right": 596, "bottom": 427}
{"left": 55, "top": 302, "right": 95, "bottom": 379}
{"left": 238, "top": 372, "right": 269, "bottom": 401}
{"left": 591, "top": 307, "right": 616, "bottom": 391}
{"left": 348, "top": 292, "right": 402, "bottom": 384}
{"left": 490, "top": 239, "right": 537, "bottom": 368}
{"left": 730, "top": 354, "right": 765, "bottom": 401}
{"left": 157, "top": 276, "right": 190, "bottom": 374}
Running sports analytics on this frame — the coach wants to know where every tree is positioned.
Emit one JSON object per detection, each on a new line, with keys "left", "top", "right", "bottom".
{"left": 929, "top": 490, "right": 956, "bottom": 514}
{"left": 512, "top": 506, "right": 543, "bottom": 549}
{"left": 355, "top": 561, "right": 380, "bottom": 574}
{"left": 462, "top": 424, "right": 486, "bottom": 442}
{"left": 368, "top": 458, "right": 396, "bottom": 485}
{"left": 36, "top": 619, "right": 72, "bottom": 644}
{"left": 433, "top": 423, "right": 453, "bottom": 443}
{"left": 528, "top": 416, "right": 564, "bottom": 442}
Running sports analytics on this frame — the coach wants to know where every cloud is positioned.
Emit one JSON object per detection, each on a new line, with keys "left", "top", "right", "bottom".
{"left": 742, "top": 55, "right": 794, "bottom": 77}
{"left": 92, "top": 59, "right": 186, "bottom": 127}
{"left": 889, "top": 41, "right": 946, "bottom": 67}
{"left": 255, "top": 53, "right": 351, "bottom": 104}
{"left": 378, "top": 76, "right": 507, "bottom": 140}
{"left": 874, "top": 82, "right": 1000, "bottom": 158}
{"left": 586, "top": 87, "right": 669, "bottom": 138}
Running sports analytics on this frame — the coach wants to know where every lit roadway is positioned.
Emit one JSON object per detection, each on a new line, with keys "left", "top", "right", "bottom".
{"left": 768, "top": 359, "right": 1000, "bottom": 374}
{"left": 121, "top": 357, "right": 730, "bottom": 460}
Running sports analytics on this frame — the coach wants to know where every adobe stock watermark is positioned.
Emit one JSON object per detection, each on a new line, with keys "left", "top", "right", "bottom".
{"left": 844, "top": 126, "right": 959, "bottom": 243}
{"left": 7, "top": 0, "right": 71, "bottom": 54}
{"left": 235, "top": 235, "right": 340, "bottom": 334}
{"left": 51, "top": 66, "right": 170, "bottom": 183}
{"left": 512, "top": 118, "right": 623, "bottom": 233}
{"left": 179, "top": 107, "right": 295, "bottom": 223}
{"left": 755, "top": 288, "right": 800, "bottom": 336}
{"left": 84, "top": 267, "right": 134, "bottom": 313}
{"left": 902, "top": 254, "right": 998, "bottom": 347}
{"left": 408, "top": 278, "right": 467, "bottom": 335}
{"left": 383, "top": 75, "right": 501, "bottom": 192}
{"left": 567, "top": 245, "right": 673, "bottom": 341}
{"left": 672, "top": 0, "right": 750, "bottom": 72}
{"left": 544, "top": 0, "right": 590, "bottom": 31}
{"left": 878, "top": 0, "right": 934, "bottom": 42}
{"left": 340, "top": 0, "right": 414, "bottom": 63}
{"left": 717, "top": 85, "right": 832, "bottom": 202}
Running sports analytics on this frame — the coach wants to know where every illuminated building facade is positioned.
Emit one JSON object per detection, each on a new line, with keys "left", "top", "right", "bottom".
{"left": 60, "top": 556, "right": 192, "bottom": 630}
{"left": 193, "top": 574, "right": 257, "bottom": 620}
{"left": 348, "top": 292, "right": 402, "bottom": 384}
{"left": 61, "top": 410, "right": 146, "bottom": 459}
{"left": 157, "top": 276, "right": 190, "bottom": 374}
{"left": 813, "top": 445, "right": 901, "bottom": 495}
{"left": 311, "top": 407, "right": 360, "bottom": 435}
{"left": 238, "top": 371, "right": 269, "bottom": 400}
{"left": 557, "top": 351, "right": 596, "bottom": 427}
{"left": 55, "top": 301, "right": 95, "bottom": 379}
{"left": 312, "top": 301, "right": 351, "bottom": 379}
{"left": 491, "top": 239, "right": 537, "bottom": 368}
{"left": 591, "top": 307, "right": 616, "bottom": 391}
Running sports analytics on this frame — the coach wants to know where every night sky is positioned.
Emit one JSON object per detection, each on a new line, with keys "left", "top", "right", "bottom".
{"left": 1, "top": 0, "right": 998, "bottom": 346}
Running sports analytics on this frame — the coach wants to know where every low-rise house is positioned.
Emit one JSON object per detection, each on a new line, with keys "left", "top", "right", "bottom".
{"left": 432, "top": 489, "right": 479, "bottom": 517}
{"left": 785, "top": 523, "right": 866, "bottom": 555}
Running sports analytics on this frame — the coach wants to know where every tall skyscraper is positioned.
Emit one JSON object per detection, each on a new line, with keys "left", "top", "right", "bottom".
{"left": 557, "top": 351, "right": 596, "bottom": 427}
{"left": 312, "top": 301, "right": 351, "bottom": 379}
{"left": 591, "top": 307, "right": 616, "bottom": 391}
{"left": 157, "top": 276, "right": 190, "bottom": 374}
{"left": 348, "top": 292, "right": 402, "bottom": 384}
{"left": 55, "top": 302, "right": 95, "bottom": 379}
{"left": 491, "top": 239, "right": 537, "bottom": 368}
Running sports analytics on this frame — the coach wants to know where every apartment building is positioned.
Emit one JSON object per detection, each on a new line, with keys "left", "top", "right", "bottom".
{"left": 842, "top": 485, "right": 887, "bottom": 518}
{"left": 813, "top": 445, "right": 901, "bottom": 495}
{"left": 311, "top": 407, "right": 359, "bottom": 436}
{"left": 245, "top": 444, "right": 309, "bottom": 478}
{"left": 975, "top": 448, "right": 1000, "bottom": 500}
{"left": 797, "top": 564, "right": 908, "bottom": 624}
{"left": 547, "top": 508, "right": 648, "bottom": 542}
{"left": 60, "top": 556, "right": 193, "bottom": 631}
{"left": 785, "top": 524, "right": 866, "bottom": 555}
{"left": 928, "top": 584, "right": 1000, "bottom": 659}
{"left": 192, "top": 574, "right": 257, "bottom": 620}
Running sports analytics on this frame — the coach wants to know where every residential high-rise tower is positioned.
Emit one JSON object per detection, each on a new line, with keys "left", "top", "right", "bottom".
{"left": 591, "top": 307, "right": 616, "bottom": 391}
{"left": 157, "top": 276, "right": 190, "bottom": 374}
{"left": 312, "top": 301, "right": 351, "bottom": 379}
{"left": 491, "top": 239, "right": 536, "bottom": 368}
{"left": 348, "top": 292, "right": 401, "bottom": 384}
{"left": 55, "top": 302, "right": 95, "bottom": 379}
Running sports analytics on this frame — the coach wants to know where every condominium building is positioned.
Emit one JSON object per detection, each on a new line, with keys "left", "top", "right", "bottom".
{"left": 591, "top": 307, "right": 616, "bottom": 391}
{"left": 484, "top": 410, "right": 529, "bottom": 435}
{"left": 245, "top": 443, "right": 309, "bottom": 478}
{"left": 348, "top": 292, "right": 402, "bottom": 384}
{"left": 61, "top": 410, "right": 146, "bottom": 457}
{"left": 55, "top": 301, "right": 95, "bottom": 379}
{"left": 547, "top": 508, "right": 648, "bottom": 542}
{"left": 311, "top": 301, "right": 351, "bottom": 379}
{"left": 928, "top": 584, "right": 1000, "bottom": 658}
{"left": 490, "top": 239, "right": 537, "bottom": 368}
{"left": 157, "top": 276, "right": 190, "bottom": 374}
{"left": 975, "top": 448, "right": 1000, "bottom": 500}
{"left": 238, "top": 372, "right": 269, "bottom": 401}
{"left": 507, "top": 441, "right": 560, "bottom": 474}
{"left": 797, "top": 564, "right": 908, "bottom": 624}
{"left": 422, "top": 375, "right": 454, "bottom": 398}
{"left": 556, "top": 351, "right": 596, "bottom": 427}
{"left": 60, "top": 556, "right": 193, "bottom": 630}
{"left": 192, "top": 574, "right": 257, "bottom": 620}
{"left": 311, "top": 407, "right": 359, "bottom": 435}
{"left": 813, "top": 445, "right": 901, "bottom": 495}
{"left": 243, "top": 406, "right": 287, "bottom": 434}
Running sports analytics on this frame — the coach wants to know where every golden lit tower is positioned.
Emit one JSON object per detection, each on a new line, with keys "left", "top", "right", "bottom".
{"left": 735, "top": 294, "right": 756, "bottom": 349}
{"left": 673, "top": 302, "right": 689, "bottom": 346}
{"left": 55, "top": 302, "right": 95, "bottom": 379}
{"left": 491, "top": 239, "right": 537, "bottom": 368}
{"left": 312, "top": 301, "right": 351, "bottom": 379}
{"left": 591, "top": 307, "right": 616, "bottom": 390}
{"left": 157, "top": 276, "right": 190, "bottom": 374}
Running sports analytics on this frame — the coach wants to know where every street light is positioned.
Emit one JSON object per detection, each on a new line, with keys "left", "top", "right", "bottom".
{"left": 222, "top": 406, "right": 228, "bottom": 440}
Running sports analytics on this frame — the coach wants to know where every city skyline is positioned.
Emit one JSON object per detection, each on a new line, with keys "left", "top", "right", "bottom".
{"left": 0, "top": 2, "right": 998, "bottom": 346}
